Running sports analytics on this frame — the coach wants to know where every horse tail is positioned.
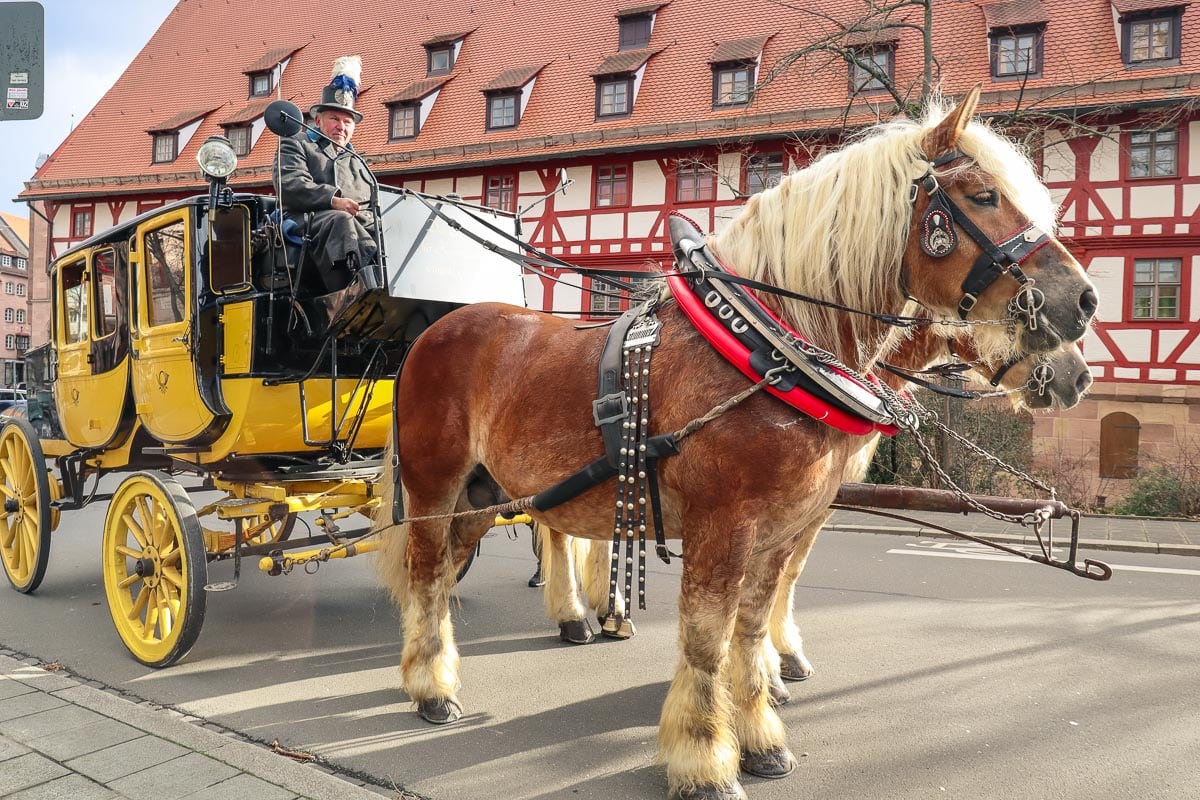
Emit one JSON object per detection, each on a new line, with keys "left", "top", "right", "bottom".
{"left": 374, "top": 433, "right": 412, "bottom": 607}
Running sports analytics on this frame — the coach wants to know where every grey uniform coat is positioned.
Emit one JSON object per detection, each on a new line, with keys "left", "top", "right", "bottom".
{"left": 273, "top": 130, "right": 378, "bottom": 292}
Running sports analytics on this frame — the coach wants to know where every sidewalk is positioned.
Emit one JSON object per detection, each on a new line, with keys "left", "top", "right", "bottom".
{"left": 826, "top": 507, "right": 1200, "bottom": 556}
{"left": 0, "top": 653, "right": 397, "bottom": 800}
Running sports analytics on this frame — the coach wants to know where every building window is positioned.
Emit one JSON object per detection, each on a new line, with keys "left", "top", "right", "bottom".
{"left": 152, "top": 132, "right": 178, "bottom": 164}
{"left": 713, "top": 63, "right": 753, "bottom": 106}
{"left": 15, "top": 310, "right": 24, "bottom": 324}
{"left": 596, "top": 76, "right": 633, "bottom": 117}
{"left": 595, "top": 165, "right": 630, "bottom": 207}
{"left": 484, "top": 174, "right": 516, "bottom": 211}
{"left": 15, "top": 258, "right": 24, "bottom": 270}
{"left": 589, "top": 278, "right": 624, "bottom": 315}
{"left": 486, "top": 92, "right": 520, "bottom": 129}
{"left": 3, "top": 335, "right": 11, "bottom": 350}
{"left": 1129, "top": 129, "right": 1178, "bottom": 178}
{"left": 1131, "top": 258, "right": 1181, "bottom": 320}
{"left": 389, "top": 103, "right": 419, "bottom": 140}
{"left": 991, "top": 28, "right": 1043, "bottom": 78}
{"left": 15, "top": 284, "right": 24, "bottom": 297}
{"left": 4, "top": 282, "right": 10, "bottom": 294}
{"left": 746, "top": 153, "right": 784, "bottom": 195}
{"left": 618, "top": 13, "right": 653, "bottom": 50}
{"left": 4, "top": 309, "right": 12, "bottom": 323}
{"left": 1122, "top": 11, "right": 1182, "bottom": 65}
{"left": 0, "top": 256, "right": 9, "bottom": 267}
{"left": 72, "top": 208, "right": 92, "bottom": 238}
{"left": 249, "top": 70, "right": 273, "bottom": 97}
{"left": 1100, "top": 412, "right": 1140, "bottom": 479}
{"left": 850, "top": 46, "right": 894, "bottom": 93}
{"left": 15, "top": 336, "right": 27, "bottom": 351}
{"left": 427, "top": 45, "right": 454, "bottom": 75}
{"left": 226, "top": 125, "right": 252, "bottom": 157}
{"left": 676, "top": 161, "right": 716, "bottom": 203}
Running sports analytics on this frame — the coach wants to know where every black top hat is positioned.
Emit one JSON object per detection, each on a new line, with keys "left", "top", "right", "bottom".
{"left": 309, "top": 56, "right": 363, "bottom": 122}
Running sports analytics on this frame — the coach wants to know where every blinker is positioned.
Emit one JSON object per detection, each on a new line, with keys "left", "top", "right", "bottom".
{"left": 920, "top": 192, "right": 958, "bottom": 258}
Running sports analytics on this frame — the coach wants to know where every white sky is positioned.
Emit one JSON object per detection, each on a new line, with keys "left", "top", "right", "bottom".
{"left": 0, "top": 0, "right": 177, "bottom": 221}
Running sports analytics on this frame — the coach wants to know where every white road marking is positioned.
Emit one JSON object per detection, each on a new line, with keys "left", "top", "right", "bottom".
{"left": 886, "top": 548, "right": 1200, "bottom": 576}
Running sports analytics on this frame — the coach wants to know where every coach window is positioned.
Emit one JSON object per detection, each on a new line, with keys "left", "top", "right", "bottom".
{"left": 144, "top": 220, "right": 187, "bottom": 326}
{"left": 92, "top": 248, "right": 118, "bottom": 338}
{"left": 60, "top": 259, "right": 89, "bottom": 344}
{"left": 205, "top": 206, "right": 251, "bottom": 293}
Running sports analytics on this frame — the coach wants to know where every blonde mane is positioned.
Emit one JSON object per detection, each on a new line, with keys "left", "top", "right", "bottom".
{"left": 709, "top": 99, "right": 1056, "bottom": 367}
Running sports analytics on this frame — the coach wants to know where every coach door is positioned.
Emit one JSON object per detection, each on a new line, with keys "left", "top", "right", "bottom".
{"left": 129, "top": 210, "right": 220, "bottom": 444}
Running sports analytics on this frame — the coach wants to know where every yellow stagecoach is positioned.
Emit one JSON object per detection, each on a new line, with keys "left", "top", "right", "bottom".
{"left": 0, "top": 120, "right": 538, "bottom": 667}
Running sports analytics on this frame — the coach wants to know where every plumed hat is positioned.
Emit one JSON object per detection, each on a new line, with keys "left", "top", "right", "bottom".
{"left": 309, "top": 56, "right": 363, "bottom": 122}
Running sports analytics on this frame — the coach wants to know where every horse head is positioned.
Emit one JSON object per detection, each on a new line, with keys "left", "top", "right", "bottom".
{"left": 903, "top": 87, "right": 1098, "bottom": 359}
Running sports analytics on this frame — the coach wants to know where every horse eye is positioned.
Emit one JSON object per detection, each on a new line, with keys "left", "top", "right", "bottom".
{"left": 970, "top": 189, "right": 999, "bottom": 207}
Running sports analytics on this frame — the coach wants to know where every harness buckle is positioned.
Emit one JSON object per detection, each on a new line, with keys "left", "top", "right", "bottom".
{"left": 959, "top": 293, "right": 979, "bottom": 315}
{"left": 592, "top": 392, "right": 630, "bottom": 427}
{"left": 908, "top": 183, "right": 920, "bottom": 204}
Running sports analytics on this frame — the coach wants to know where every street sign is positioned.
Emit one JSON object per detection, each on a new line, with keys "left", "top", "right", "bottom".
{"left": 0, "top": 2, "right": 44, "bottom": 121}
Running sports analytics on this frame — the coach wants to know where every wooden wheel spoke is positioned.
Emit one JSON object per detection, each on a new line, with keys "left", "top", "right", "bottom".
{"left": 0, "top": 524, "right": 14, "bottom": 550}
{"left": 128, "top": 584, "right": 150, "bottom": 621}
{"left": 123, "top": 511, "right": 148, "bottom": 549}
{"left": 160, "top": 565, "right": 184, "bottom": 589}
{"left": 157, "top": 585, "right": 174, "bottom": 638}
{"left": 118, "top": 572, "right": 141, "bottom": 589}
{"left": 115, "top": 544, "right": 142, "bottom": 560}
{"left": 9, "top": 442, "right": 28, "bottom": 484}
{"left": 144, "top": 598, "right": 160, "bottom": 640}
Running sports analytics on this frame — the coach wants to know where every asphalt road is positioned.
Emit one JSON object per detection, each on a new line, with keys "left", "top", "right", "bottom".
{"left": 2, "top": 487, "right": 1198, "bottom": 800}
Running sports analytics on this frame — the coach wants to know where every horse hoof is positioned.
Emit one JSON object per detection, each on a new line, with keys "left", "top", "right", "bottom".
{"left": 767, "top": 673, "right": 791, "bottom": 706}
{"left": 669, "top": 781, "right": 747, "bottom": 800}
{"left": 417, "top": 697, "right": 463, "bottom": 725}
{"left": 779, "top": 652, "right": 813, "bottom": 682}
{"left": 600, "top": 616, "right": 636, "bottom": 639}
{"left": 559, "top": 618, "right": 595, "bottom": 644}
{"left": 739, "top": 745, "right": 797, "bottom": 779}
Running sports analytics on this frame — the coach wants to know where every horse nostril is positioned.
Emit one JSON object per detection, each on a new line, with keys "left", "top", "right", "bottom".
{"left": 1078, "top": 288, "right": 1099, "bottom": 320}
{"left": 1075, "top": 369, "right": 1093, "bottom": 395}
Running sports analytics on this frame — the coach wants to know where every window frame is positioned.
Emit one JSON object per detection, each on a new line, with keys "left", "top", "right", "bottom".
{"left": 1121, "top": 9, "right": 1183, "bottom": 66}
{"left": 595, "top": 75, "right": 635, "bottom": 119}
{"left": 485, "top": 91, "right": 521, "bottom": 130}
{"left": 675, "top": 160, "right": 717, "bottom": 203}
{"left": 4, "top": 308, "right": 12, "bottom": 323}
{"left": 71, "top": 207, "right": 93, "bottom": 239}
{"left": 848, "top": 45, "right": 895, "bottom": 94}
{"left": 389, "top": 102, "right": 420, "bottom": 140}
{"left": 990, "top": 26, "right": 1044, "bottom": 80}
{"left": 1128, "top": 256, "right": 1184, "bottom": 321}
{"left": 225, "top": 124, "right": 252, "bottom": 157}
{"left": 427, "top": 44, "right": 455, "bottom": 76}
{"left": 712, "top": 61, "right": 754, "bottom": 108}
{"left": 618, "top": 13, "right": 653, "bottom": 51}
{"left": 15, "top": 258, "right": 25, "bottom": 270}
{"left": 1127, "top": 127, "right": 1179, "bottom": 179}
{"left": 594, "top": 164, "right": 631, "bottom": 208}
{"left": 152, "top": 132, "right": 179, "bottom": 164}
{"left": 483, "top": 173, "right": 517, "bottom": 212}
{"left": 248, "top": 70, "right": 274, "bottom": 98}
{"left": 0, "top": 255, "right": 9, "bottom": 267}
{"left": 745, "top": 152, "right": 785, "bottom": 195}
{"left": 15, "top": 309, "right": 24, "bottom": 324}
{"left": 4, "top": 282, "right": 11, "bottom": 295}
{"left": 15, "top": 284, "right": 24, "bottom": 297}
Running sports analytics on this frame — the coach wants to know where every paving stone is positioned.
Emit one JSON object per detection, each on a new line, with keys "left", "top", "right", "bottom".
{"left": 52, "top": 686, "right": 230, "bottom": 753}
{"left": 108, "top": 752, "right": 240, "bottom": 800}
{"left": 0, "top": 676, "right": 38, "bottom": 701}
{"left": 203, "top": 741, "right": 387, "bottom": 800}
{"left": 0, "top": 701, "right": 111, "bottom": 741}
{"left": 25, "top": 714, "right": 144, "bottom": 761}
{"left": 65, "top": 734, "right": 191, "bottom": 784}
{"left": 6, "top": 773, "right": 119, "bottom": 800}
{"left": 0, "top": 751, "right": 70, "bottom": 795}
{"left": 180, "top": 772, "right": 298, "bottom": 800}
{"left": 0, "top": 691, "right": 67, "bottom": 724}
{"left": 0, "top": 732, "right": 32, "bottom": 761}
{"left": 6, "top": 666, "right": 80, "bottom": 693}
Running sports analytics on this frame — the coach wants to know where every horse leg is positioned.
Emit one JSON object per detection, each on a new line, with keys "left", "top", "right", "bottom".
{"left": 659, "top": 523, "right": 752, "bottom": 800}
{"left": 729, "top": 547, "right": 799, "bottom": 780}
{"left": 767, "top": 522, "right": 820, "bottom": 689}
{"left": 539, "top": 525, "right": 595, "bottom": 644}
{"left": 579, "top": 534, "right": 631, "bottom": 636}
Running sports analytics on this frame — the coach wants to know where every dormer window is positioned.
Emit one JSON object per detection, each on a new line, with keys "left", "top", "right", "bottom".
{"left": 481, "top": 64, "right": 545, "bottom": 131}
{"left": 152, "top": 133, "right": 178, "bottom": 164}
{"left": 709, "top": 36, "right": 768, "bottom": 108}
{"left": 849, "top": 46, "right": 894, "bottom": 93}
{"left": 423, "top": 32, "right": 470, "bottom": 76}
{"left": 592, "top": 49, "right": 657, "bottom": 119}
{"left": 390, "top": 103, "right": 419, "bottom": 139}
{"left": 249, "top": 70, "right": 273, "bottom": 97}
{"left": 991, "top": 27, "right": 1043, "bottom": 78}
{"left": 1119, "top": 4, "right": 1184, "bottom": 66}
{"left": 619, "top": 14, "right": 653, "bottom": 50}
{"left": 146, "top": 108, "right": 213, "bottom": 165}
{"left": 225, "top": 124, "right": 252, "bottom": 157}
{"left": 428, "top": 45, "right": 454, "bottom": 74}
{"left": 486, "top": 92, "right": 519, "bottom": 129}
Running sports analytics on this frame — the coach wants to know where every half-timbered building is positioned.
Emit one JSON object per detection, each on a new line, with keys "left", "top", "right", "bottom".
{"left": 17, "top": 0, "right": 1200, "bottom": 500}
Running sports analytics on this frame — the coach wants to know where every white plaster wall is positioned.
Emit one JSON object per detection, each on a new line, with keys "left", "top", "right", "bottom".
{"left": 631, "top": 160, "right": 665, "bottom": 206}
{"left": 1159, "top": 329, "right": 1189, "bottom": 357}
{"left": 424, "top": 177, "right": 454, "bottom": 195}
{"left": 1149, "top": 368, "right": 1175, "bottom": 381}
{"left": 519, "top": 170, "right": 542, "bottom": 194}
{"left": 626, "top": 210, "right": 661, "bottom": 239}
{"left": 1191, "top": 121, "right": 1200, "bottom": 176}
{"left": 1113, "top": 366, "right": 1139, "bottom": 379}
{"left": 1183, "top": 184, "right": 1200, "bottom": 217}
{"left": 1129, "top": 184, "right": 1175, "bottom": 218}
{"left": 1180, "top": 335, "right": 1200, "bottom": 363}
{"left": 1108, "top": 329, "right": 1152, "bottom": 361}
{"left": 455, "top": 175, "right": 482, "bottom": 197}
{"left": 712, "top": 205, "right": 740, "bottom": 233}
{"left": 590, "top": 212, "right": 624, "bottom": 239}
{"left": 1050, "top": 187, "right": 1072, "bottom": 221}
{"left": 1082, "top": 329, "right": 1113, "bottom": 361}
{"left": 1089, "top": 133, "right": 1120, "bottom": 183}
{"left": 556, "top": 166, "right": 593, "bottom": 211}
{"left": 1086, "top": 256, "right": 1125, "bottom": 322}
{"left": 556, "top": 215, "right": 586, "bottom": 243}
{"left": 177, "top": 117, "right": 203, "bottom": 153}
{"left": 685, "top": 207, "right": 710, "bottom": 233}
{"left": 1041, "top": 132, "right": 1074, "bottom": 182}
{"left": 716, "top": 152, "right": 741, "bottom": 201}
{"left": 553, "top": 270, "right": 583, "bottom": 311}
{"left": 1193, "top": 255, "right": 1200, "bottom": 322}
{"left": 1094, "top": 187, "right": 1123, "bottom": 219}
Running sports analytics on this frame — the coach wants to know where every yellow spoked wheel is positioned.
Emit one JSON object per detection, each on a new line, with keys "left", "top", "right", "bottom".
{"left": 102, "top": 471, "right": 207, "bottom": 668}
{"left": 202, "top": 511, "right": 297, "bottom": 552}
{"left": 0, "top": 419, "right": 52, "bottom": 594}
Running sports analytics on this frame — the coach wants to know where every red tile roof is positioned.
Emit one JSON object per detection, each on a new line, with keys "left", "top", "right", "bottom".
{"left": 592, "top": 48, "right": 659, "bottom": 76}
{"left": 482, "top": 63, "right": 548, "bottom": 92}
{"left": 980, "top": 0, "right": 1051, "bottom": 28}
{"left": 709, "top": 35, "right": 772, "bottom": 64}
{"left": 18, "top": 0, "right": 1200, "bottom": 202}
{"left": 384, "top": 75, "right": 454, "bottom": 104}
{"left": 422, "top": 31, "right": 474, "bottom": 47}
{"left": 842, "top": 26, "right": 903, "bottom": 47}
{"left": 243, "top": 44, "right": 306, "bottom": 74}
{"left": 219, "top": 98, "right": 275, "bottom": 126}
{"left": 1111, "top": 0, "right": 1189, "bottom": 13}
{"left": 617, "top": 3, "right": 668, "bottom": 17}
{"left": 145, "top": 106, "right": 219, "bottom": 133}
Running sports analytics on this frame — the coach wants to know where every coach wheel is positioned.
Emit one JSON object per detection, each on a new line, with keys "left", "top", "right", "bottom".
{"left": 0, "top": 419, "right": 52, "bottom": 594}
{"left": 102, "top": 471, "right": 208, "bottom": 668}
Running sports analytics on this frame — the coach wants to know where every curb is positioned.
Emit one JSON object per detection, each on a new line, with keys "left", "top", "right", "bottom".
{"left": 822, "top": 524, "right": 1200, "bottom": 557}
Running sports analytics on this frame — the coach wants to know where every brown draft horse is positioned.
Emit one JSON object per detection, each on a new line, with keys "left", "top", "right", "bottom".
{"left": 376, "top": 90, "right": 1098, "bottom": 800}
{"left": 536, "top": 334, "right": 1093, "bottom": 699}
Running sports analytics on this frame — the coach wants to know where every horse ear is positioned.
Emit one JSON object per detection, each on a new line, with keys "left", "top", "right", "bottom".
{"left": 923, "top": 85, "right": 982, "bottom": 157}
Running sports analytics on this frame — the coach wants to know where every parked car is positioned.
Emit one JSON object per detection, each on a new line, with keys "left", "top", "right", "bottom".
{"left": 0, "top": 388, "right": 25, "bottom": 413}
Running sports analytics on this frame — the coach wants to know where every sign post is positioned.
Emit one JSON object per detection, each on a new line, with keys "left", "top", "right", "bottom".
{"left": 0, "top": 2, "right": 44, "bottom": 121}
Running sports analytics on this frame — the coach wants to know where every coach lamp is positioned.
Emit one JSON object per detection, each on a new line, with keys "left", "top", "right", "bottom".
{"left": 197, "top": 134, "right": 238, "bottom": 209}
